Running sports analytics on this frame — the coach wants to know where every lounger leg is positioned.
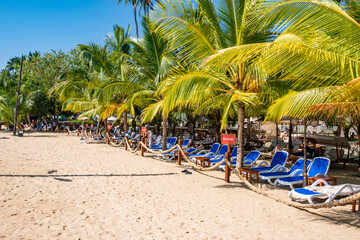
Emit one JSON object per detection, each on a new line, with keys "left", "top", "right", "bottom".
{"left": 352, "top": 200, "right": 356, "bottom": 213}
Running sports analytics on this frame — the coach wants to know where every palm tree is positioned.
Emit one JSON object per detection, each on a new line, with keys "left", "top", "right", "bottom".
{"left": 98, "top": 18, "right": 175, "bottom": 150}
{"left": 116, "top": 0, "right": 159, "bottom": 37}
{"left": 151, "top": 0, "right": 278, "bottom": 167}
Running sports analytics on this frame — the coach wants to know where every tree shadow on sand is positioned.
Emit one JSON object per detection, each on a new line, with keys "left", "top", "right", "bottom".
{"left": 0, "top": 173, "right": 178, "bottom": 178}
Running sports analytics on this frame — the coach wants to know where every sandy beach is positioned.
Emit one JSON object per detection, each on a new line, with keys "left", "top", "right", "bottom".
{"left": 0, "top": 132, "right": 359, "bottom": 239}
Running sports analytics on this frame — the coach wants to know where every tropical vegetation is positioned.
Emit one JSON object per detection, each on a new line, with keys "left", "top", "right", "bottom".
{"left": 1, "top": 0, "right": 360, "bottom": 166}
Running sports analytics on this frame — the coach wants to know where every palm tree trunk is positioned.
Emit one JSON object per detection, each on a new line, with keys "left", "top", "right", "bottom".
{"left": 124, "top": 111, "right": 128, "bottom": 133}
{"left": 162, "top": 115, "right": 167, "bottom": 151}
{"left": 236, "top": 101, "right": 245, "bottom": 169}
{"left": 303, "top": 120, "right": 308, "bottom": 187}
{"left": 96, "top": 120, "right": 100, "bottom": 135}
{"left": 276, "top": 122, "right": 279, "bottom": 146}
{"left": 288, "top": 119, "right": 293, "bottom": 155}
{"left": 132, "top": 113, "right": 136, "bottom": 132}
{"left": 246, "top": 117, "right": 251, "bottom": 149}
{"left": 133, "top": 7, "right": 139, "bottom": 39}
{"left": 13, "top": 56, "right": 23, "bottom": 135}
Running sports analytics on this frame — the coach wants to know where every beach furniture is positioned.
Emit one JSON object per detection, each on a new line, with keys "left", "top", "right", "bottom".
{"left": 251, "top": 151, "right": 288, "bottom": 173}
{"left": 189, "top": 143, "right": 220, "bottom": 160}
{"left": 207, "top": 145, "right": 234, "bottom": 166}
{"left": 218, "top": 149, "right": 260, "bottom": 170}
{"left": 288, "top": 179, "right": 360, "bottom": 204}
{"left": 256, "top": 141, "right": 273, "bottom": 153}
{"left": 150, "top": 137, "right": 177, "bottom": 150}
{"left": 159, "top": 139, "right": 191, "bottom": 159}
{"left": 259, "top": 159, "right": 311, "bottom": 185}
{"left": 274, "top": 157, "right": 330, "bottom": 189}
{"left": 196, "top": 144, "right": 228, "bottom": 167}
{"left": 243, "top": 151, "right": 261, "bottom": 167}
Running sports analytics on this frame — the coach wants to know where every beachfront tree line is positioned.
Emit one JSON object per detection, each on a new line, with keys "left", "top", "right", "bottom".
{"left": 1, "top": 0, "right": 360, "bottom": 167}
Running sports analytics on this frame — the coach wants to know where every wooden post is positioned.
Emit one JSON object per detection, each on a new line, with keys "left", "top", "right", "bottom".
{"left": 178, "top": 139, "right": 183, "bottom": 165}
{"left": 141, "top": 134, "right": 145, "bottom": 157}
{"left": 225, "top": 144, "right": 231, "bottom": 183}
{"left": 303, "top": 119, "right": 308, "bottom": 187}
{"left": 125, "top": 136, "right": 128, "bottom": 150}
{"left": 13, "top": 56, "right": 24, "bottom": 136}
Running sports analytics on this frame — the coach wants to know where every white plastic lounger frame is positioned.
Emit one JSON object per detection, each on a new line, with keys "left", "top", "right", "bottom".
{"left": 288, "top": 179, "right": 360, "bottom": 204}
{"left": 251, "top": 151, "right": 289, "bottom": 174}
{"left": 274, "top": 157, "right": 330, "bottom": 189}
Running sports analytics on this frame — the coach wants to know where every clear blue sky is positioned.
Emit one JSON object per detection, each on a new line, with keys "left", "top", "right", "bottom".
{"left": 0, "top": 0, "right": 137, "bottom": 69}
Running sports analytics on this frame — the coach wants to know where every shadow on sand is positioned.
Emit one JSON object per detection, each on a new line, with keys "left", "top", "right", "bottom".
{"left": 0, "top": 172, "right": 178, "bottom": 178}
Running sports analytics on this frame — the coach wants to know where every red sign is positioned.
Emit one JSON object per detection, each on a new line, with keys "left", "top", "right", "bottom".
{"left": 221, "top": 134, "right": 236, "bottom": 145}
{"left": 107, "top": 124, "right": 111, "bottom": 130}
{"left": 141, "top": 127, "right": 147, "bottom": 134}
{"left": 90, "top": 124, "right": 93, "bottom": 128}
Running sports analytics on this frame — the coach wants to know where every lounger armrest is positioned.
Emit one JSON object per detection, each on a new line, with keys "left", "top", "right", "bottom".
{"left": 231, "top": 156, "right": 239, "bottom": 162}
{"left": 255, "top": 161, "right": 269, "bottom": 167}
{"left": 289, "top": 169, "right": 303, "bottom": 176}
{"left": 272, "top": 165, "right": 287, "bottom": 172}
{"left": 204, "top": 153, "right": 215, "bottom": 158}
{"left": 197, "top": 150, "right": 207, "bottom": 155}
{"left": 328, "top": 184, "right": 355, "bottom": 202}
{"left": 215, "top": 154, "right": 225, "bottom": 160}
{"left": 311, "top": 179, "right": 329, "bottom": 187}
{"left": 315, "top": 173, "right": 326, "bottom": 177}
{"left": 268, "top": 164, "right": 283, "bottom": 172}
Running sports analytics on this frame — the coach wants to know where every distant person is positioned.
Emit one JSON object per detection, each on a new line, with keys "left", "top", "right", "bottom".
{"left": 36, "top": 119, "right": 40, "bottom": 131}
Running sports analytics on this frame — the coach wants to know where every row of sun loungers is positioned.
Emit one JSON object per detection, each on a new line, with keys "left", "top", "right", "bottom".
{"left": 79, "top": 133, "right": 360, "bottom": 206}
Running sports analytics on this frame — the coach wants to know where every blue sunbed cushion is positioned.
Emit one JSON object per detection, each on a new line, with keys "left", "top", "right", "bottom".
{"left": 293, "top": 188, "right": 322, "bottom": 195}
{"left": 251, "top": 166, "right": 273, "bottom": 172}
{"left": 260, "top": 172, "right": 290, "bottom": 177}
{"left": 278, "top": 176, "right": 303, "bottom": 183}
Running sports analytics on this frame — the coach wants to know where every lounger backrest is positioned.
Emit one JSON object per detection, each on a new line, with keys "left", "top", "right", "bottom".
{"left": 230, "top": 146, "right": 238, "bottom": 158}
{"left": 217, "top": 145, "right": 228, "bottom": 156}
{"left": 244, "top": 151, "right": 260, "bottom": 162}
{"left": 307, "top": 157, "right": 330, "bottom": 177}
{"left": 270, "top": 151, "right": 288, "bottom": 168}
{"left": 209, "top": 143, "right": 221, "bottom": 154}
{"left": 155, "top": 135, "right": 162, "bottom": 144}
{"left": 169, "top": 137, "right": 177, "bottom": 146}
{"left": 182, "top": 139, "right": 190, "bottom": 148}
{"left": 187, "top": 148, "right": 197, "bottom": 154}
{"left": 289, "top": 159, "right": 311, "bottom": 173}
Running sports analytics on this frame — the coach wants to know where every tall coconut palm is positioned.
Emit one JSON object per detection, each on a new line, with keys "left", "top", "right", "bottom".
{"left": 151, "top": 0, "right": 279, "bottom": 167}
{"left": 117, "top": 0, "right": 160, "bottom": 37}
{"left": 99, "top": 18, "right": 175, "bottom": 150}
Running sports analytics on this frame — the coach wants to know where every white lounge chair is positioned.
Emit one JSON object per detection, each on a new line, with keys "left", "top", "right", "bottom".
{"left": 289, "top": 179, "right": 360, "bottom": 204}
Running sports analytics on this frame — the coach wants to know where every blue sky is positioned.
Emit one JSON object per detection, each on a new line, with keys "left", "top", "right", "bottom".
{"left": 0, "top": 0, "right": 137, "bottom": 69}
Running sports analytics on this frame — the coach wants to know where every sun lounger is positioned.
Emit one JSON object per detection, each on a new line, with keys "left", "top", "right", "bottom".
{"left": 274, "top": 157, "right": 330, "bottom": 189}
{"left": 243, "top": 151, "right": 261, "bottom": 167}
{"left": 189, "top": 143, "right": 220, "bottom": 161}
{"left": 159, "top": 139, "right": 191, "bottom": 159}
{"left": 259, "top": 159, "right": 311, "bottom": 185}
{"left": 150, "top": 137, "right": 177, "bottom": 150}
{"left": 289, "top": 179, "right": 360, "bottom": 204}
{"left": 218, "top": 150, "right": 261, "bottom": 171}
{"left": 214, "top": 146, "right": 239, "bottom": 169}
{"left": 251, "top": 151, "right": 288, "bottom": 173}
{"left": 207, "top": 145, "right": 231, "bottom": 166}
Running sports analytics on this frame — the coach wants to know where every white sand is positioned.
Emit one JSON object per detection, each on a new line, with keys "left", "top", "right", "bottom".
{"left": 0, "top": 131, "right": 359, "bottom": 239}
